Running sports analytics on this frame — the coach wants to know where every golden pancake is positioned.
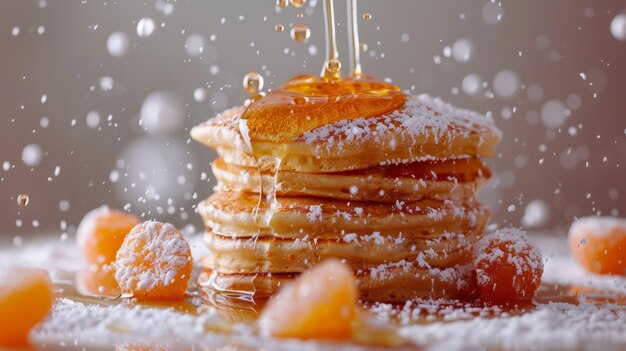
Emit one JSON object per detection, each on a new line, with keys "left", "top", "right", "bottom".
{"left": 198, "top": 263, "right": 474, "bottom": 303}
{"left": 201, "top": 223, "right": 483, "bottom": 274}
{"left": 212, "top": 157, "right": 490, "bottom": 203}
{"left": 190, "top": 94, "right": 502, "bottom": 173}
{"left": 198, "top": 191, "right": 488, "bottom": 240}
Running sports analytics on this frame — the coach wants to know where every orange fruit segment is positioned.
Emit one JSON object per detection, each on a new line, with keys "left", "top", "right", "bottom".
{"left": 0, "top": 267, "right": 53, "bottom": 347}
{"left": 115, "top": 221, "right": 193, "bottom": 300}
{"left": 77, "top": 207, "right": 140, "bottom": 266}
{"left": 569, "top": 216, "right": 626, "bottom": 275}
{"left": 473, "top": 228, "right": 543, "bottom": 303}
{"left": 258, "top": 259, "right": 358, "bottom": 340}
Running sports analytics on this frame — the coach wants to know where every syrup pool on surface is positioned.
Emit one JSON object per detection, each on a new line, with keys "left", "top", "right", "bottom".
{"left": 2, "top": 234, "right": 626, "bottom": 350}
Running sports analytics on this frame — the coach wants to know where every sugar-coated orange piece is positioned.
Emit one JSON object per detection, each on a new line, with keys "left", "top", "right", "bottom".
{"left": 473, "top": 228, "right": 543, "bottom": 303}
{"left": 569, "top": 216, "right": 626, "bottom": 275}
{"left": 115, "top": 221, "right": 193, "bottom": 300}
{"left": 76, "top": 264, "right": 120, "bottom": 297}
{"left": 258, "top": 259, "right": 358, "bottom": 340}
{"left": 0, "top": 267, "right": 53, "bottom": 347}
{"left": 77, "top": 206, "right": 140, "bottom": 266}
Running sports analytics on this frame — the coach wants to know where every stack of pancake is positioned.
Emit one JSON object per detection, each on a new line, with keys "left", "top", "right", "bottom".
{"left": 191, "top": 94, "right": 501, "bottom": 302}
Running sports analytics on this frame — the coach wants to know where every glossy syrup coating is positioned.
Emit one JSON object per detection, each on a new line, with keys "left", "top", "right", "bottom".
{"left": 258, "top": 259, "right": 358, "bottom": 340}
{"left": 241, "top": 74, "right": 406, "bottom": 145}
{"left": 77, "top": 207, "right": 140, "bottom": 266}
{"left": 569, "top": 216, "right": 626, "bottom": 275}
{"left": 0, "top": 267, "right": 53, "bottom": 347}
{"left": 473, "top": 228, "right": 543, "bottom": 303}
{"left": 115, "top": 221, "right": 193, "bottom": 300}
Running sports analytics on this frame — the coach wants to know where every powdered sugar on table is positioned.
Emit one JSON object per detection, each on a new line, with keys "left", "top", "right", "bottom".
{"left": 1, "top": 233, "right": 625, "bottom": 350}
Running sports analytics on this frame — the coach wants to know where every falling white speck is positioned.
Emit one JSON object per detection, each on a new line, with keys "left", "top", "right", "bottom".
{"left": 400, "top": 33, "right": 410, "bottom": 42}
{"left": 107, "top": 32, "right": 130, "bottom": 57}
{"left": 193, "top": 88, "right": 207, "bottom": 102}
{"left": 40, "top": 117, "right": 50, "bottom": 128}
{"left": 308, "top": 44, "right": 317, "bottom": 56}
{"left": 536, "top": 34, "right": 550, "bottom": 50}
{"left": 482, "top": 1, "right": 503, "bottom": 24}
{"left": 37, "top": 26, "right": 45, "bottom": 35}
{"left": 507, "top": 204, "right": 516, "bottom": 212}
{"left": 99, "top": 76, "right": 114, "bottom": 91}
{"left": 209, "top": 65, "right": 220, "bottom": 75}
{"left": 522, "top": 200, "right": 550, "bottom": 228}
{"left": 547, "top": 49, "right": 561, "bottom": 63}
{"left": 492, "top": 70, "right": 519, "bottom": 99}
{"left": 162, "top": 3, "right": 174, "bottom": 15}
{"left": 349, "top": 185, "right": 359, "bottom": 195}
{"left": 185, "top": 34, "right": 205, "bottom": 57}
{"left": 462, "top": 74, "right": 482, "bottom": 96}
{"left": 501, "top": 107, "right": 512, "bottom": 119}
{"left": 58, "top": 200, "right": 70, "bottom": 212}
{"left": 140, "top": 91, "right": 184, "bottom": 134}
{"left": 541, "top": 100, "right": 567, "bottom": 127}
{"left": 109, "top": 170, "right": 120, "bottom": 183}
{"left": 2, "top": 161, "right": 10, "bottom": 172}
{"left": 22, "top": 144, "right": 44, "bottom": 167}
{"left": 11, "top": 26, "right": 20, "bottom": 36}
{"left": 136, "top": 17, "right": 156, "bottom": 37}
{"left": 610, "top": 13, "right": 626, "bottom": 41}
{"left": 13, "top": 236, "right": 23, "bottom": 246}
{"left": 566, "top": 94, "right": 582, "bottom": 110}
{"left": 451, "top": 38, "right": 472, "bottom": 62}
{"left": 86, "top": 111, "right": 101, "bottom": 129}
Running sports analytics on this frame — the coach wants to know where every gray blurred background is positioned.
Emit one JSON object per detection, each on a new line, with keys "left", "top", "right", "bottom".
{"left": 1, "top": 0, "right": 625, "bottom": 243}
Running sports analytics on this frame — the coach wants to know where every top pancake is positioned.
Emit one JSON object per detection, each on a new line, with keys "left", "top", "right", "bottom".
{"left": 190, "top": 94, "right": 502, "bottom": 173}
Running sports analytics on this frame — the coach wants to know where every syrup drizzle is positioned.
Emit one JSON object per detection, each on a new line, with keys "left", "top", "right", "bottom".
{"left": 208, "top": 0, "right": 407, "bottom": 297}
{"left": 347, "top": 0, "right": 362, "bottom": 77}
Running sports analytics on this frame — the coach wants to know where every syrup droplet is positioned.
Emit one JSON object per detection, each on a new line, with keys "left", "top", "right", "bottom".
{"left": 277, "top": 0, "right": 288, "bottom": 8}
{"left": 291, "top": 96, "right": 309, "bottom": 105}
{"left": 243, "top": 72, "right": 264, "bottom": 95}
{"left": 290, "top": 0, "right": 305, "bottom": 8}
{"left": 275, "top": 23, "right": 285, "bottom": 32}
{"left": 17, "top": 194, "right": 29, "bottom": 207}
{"left": 325, "top": 59, "right": 341, "bottom": 74}
{"left": 363, "top": 12, "right": 372, "bottom": 21}
{"left": 290, "top": 24, "right": 311, "bottom": 44}
{"left": 321, "top": 0, "right": 341, "bottom": 81}
{"left": 296, "top": 12, "right": 304, "bottom": 18}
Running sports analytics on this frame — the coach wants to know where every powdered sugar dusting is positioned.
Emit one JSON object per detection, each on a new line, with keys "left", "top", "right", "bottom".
{"left": 2, "top": 234, "right": 626, "bottom": 349}
{"left": 568, "top": 216, "right": 626, "bottom": 239}
{"left": 306, "top": 205, "right": 323, "bottom": 223}
{"left": 114, "top": 221, "right": 192, "bottom": 296}
{"left": 473, "top": 228, "right": 543, "bottom": 297}
{"left": 297, "top": 94, "right": 501, "bottom": 155}
{"left": 396, "top": 301, "right": 626, "bottom": 350}
{"left": 33, "top": 298, "right": 229, "bottom": 349}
